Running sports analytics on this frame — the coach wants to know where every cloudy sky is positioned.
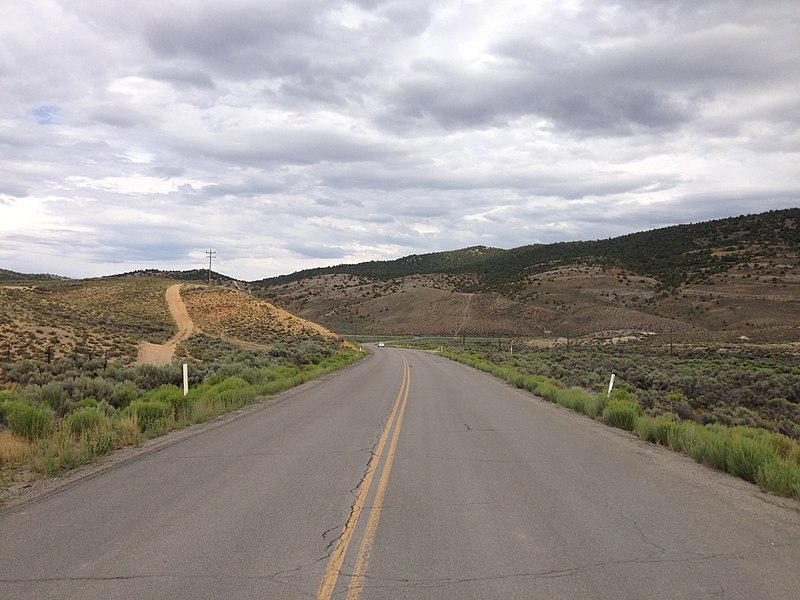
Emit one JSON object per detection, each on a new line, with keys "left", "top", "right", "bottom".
{"left": 1, "top": 1, "right": 798, "bottom": 280}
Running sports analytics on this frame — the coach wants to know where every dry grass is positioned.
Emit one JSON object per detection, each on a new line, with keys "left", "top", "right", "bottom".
{"left": 259, "top": 260, "right": 800, "bottom": 340}
{"left": 181, "top": 285, "right": 337, "bottom": 345}
{"left": 0, "top": 431, "right": 28, "bottom": 466}
{"left": 0, "top": 277, "right": 178, "bottom": 365}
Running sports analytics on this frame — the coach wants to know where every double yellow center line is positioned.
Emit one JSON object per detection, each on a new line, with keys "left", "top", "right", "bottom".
{"left": 316, "top": 354, "right": 411, "bottom": 600}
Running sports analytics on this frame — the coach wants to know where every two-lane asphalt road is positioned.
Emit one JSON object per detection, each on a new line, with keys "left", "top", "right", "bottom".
{"left": 2, "top": 348, "right": 799, "bottom": 599}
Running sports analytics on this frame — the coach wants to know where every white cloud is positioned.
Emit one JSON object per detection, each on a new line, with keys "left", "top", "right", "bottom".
{"left": 0, "top": 0, "right": 798, "bottom": 280}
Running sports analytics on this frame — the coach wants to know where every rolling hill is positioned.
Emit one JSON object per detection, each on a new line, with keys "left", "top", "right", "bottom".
{"left": 0, "top": 276, "right": 339, "bottom": 366}
{"left": 3, "top": 208, "right": 798, "bottom": 343}
{"left": 253, "top": 208, "right": 800, "bottom": 339}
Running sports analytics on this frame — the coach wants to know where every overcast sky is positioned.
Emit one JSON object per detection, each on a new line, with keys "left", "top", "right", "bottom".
{"left": 1, "top": 1, "right": 798, "bottom": 280}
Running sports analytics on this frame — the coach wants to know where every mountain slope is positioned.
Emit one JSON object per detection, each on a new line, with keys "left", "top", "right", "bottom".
{"left": 0, "top": 277, "right": 339, "bottom": 365}
{"left": 258, "top": 208, "right": 799, "bottom": 290}
{"left": 255, "top": 208, "right": 800, "bottom": 338}
{"left": 0, "top": 269, "right": 66, "bottom": 282}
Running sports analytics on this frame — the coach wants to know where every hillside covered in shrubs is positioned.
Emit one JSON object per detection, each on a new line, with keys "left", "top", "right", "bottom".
{"left": 254, "top": 208, "right": 800, "bottom": 338}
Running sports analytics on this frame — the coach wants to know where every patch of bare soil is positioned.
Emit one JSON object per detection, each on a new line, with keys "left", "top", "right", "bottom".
{"left": 136, "top": 284, "right": 194, "bottom": 366}
{"left": 181, "top": 286, "right": 337, "bottom": 344}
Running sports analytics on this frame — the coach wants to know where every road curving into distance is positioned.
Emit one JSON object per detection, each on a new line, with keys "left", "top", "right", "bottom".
{"left": 1, "top": 347, "right": 799, "bottom": 599}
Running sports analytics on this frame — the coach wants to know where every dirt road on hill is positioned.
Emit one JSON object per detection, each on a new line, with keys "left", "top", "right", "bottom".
{"left": 136, "top": 284, "right": 194, "bottom": 366}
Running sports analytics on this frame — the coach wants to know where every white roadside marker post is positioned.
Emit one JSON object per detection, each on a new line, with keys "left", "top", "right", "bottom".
{"left": 607, "top": 373, "right": 616, "bottom": 399}
{"left": 183, "top": 363, "right": 189, "bottom": 396}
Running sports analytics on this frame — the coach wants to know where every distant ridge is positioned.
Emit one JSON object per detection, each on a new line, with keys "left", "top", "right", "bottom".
{"left": 0, "top": 268, "right": 68, "bottom": 282}
{"left": 4, "top": 208, "right": 798, "bottom": 297}
{"left": 254, "top": 208, "right": 800, "bottom": 290}
{"left": 108, "top": 268, "right": 241, "bottom": 283}
{"left": 253, "top": 207, "right": 800, "bottom": 338}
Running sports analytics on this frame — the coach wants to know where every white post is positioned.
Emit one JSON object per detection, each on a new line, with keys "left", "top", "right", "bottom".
{"left": 607, "top": 373, "right": 616, "bottom": 398}
{"left": 183, "top": 363, "right": 189, "bottom": 396}
{"left": 510, "top": 344, "right": 513, "bottom": 355}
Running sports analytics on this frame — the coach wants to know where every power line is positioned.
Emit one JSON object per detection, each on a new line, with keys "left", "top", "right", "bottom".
{"left": 206, "top": 249, "right": 216, "bottom": 285}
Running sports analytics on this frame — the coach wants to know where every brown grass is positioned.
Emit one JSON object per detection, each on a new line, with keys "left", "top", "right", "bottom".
{"left": 0, "top": 277, "right": 178, "bottom": 365}
{"left": 259, "top": 260, "right": 800, "bottom": 340}
{"left": 0, "top": 431, "right": 28, "bottom": 467}
{"left": 181, "top": 285, "right": 337, "bottom": 345}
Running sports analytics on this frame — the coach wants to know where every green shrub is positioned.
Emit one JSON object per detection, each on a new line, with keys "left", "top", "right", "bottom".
{"left": 635, "top": 414, "right": 675, "bottom": 445}
{"left": 6, "top": 402, "right": 55, "bottom": 440}
{"left": 76, "top": 397, "right": 99, "bottom": 409}
{"left": 216, "top": 382, "right": 257, "bottom": 409}
{"left": 64, "top": 409, "right": 104, "bottom": 437}
{"left": 238, "top": 368, "right": 261, "bottom": 385}
{"left": 262, "top": 365, "right": 299, "bottom": 382}
{"left": 64, "top": 397, "right": 99, "bottom": 414}
{"left": 554, "top": 388, "right": 599, "bottom": 416}
{"left": 594, "top": 392, "right": 609, "bottom": 416}
{"left": 0, "top": 390, "right": 20, "bottom": 406}
{"left": 0, "top": 400, "right": 11, "bottom": 425}
{"left": 95, "top": 400, "right": 116, "bottom": 417}
{"left": 86, "top": 431, "right": 115, "bottom": 457}
{"left": 609, "top": 388, "right": 638, "bottom": 404}
{"left": 144, "top": 384, "right": 191, "bottom": 420}
{"left": 258, "top": 379, "right": 292, "bottom": 395}
{"left": 666, "top": 422, "right": 702, "bottom": 454}
{"left": 33, "top": 382, "right": 70, "bottom": 414}
{"left": 132, "top": 363, "right": 181, "bottom": 391}
{"left": 756, "top": 458, "right": 800, "bottom": 499}
{"left": 748, "top": 429, "right": 799, "bottom": 463}
{"left": 602, "top": 399, "right": 640, "bottom": 431}
{"left": 726, "top": 436, "right": 776, "bottom": 483}
{"left": 71, "top": 376, "right": 115, "bottom": 404}
{"left": 212, "top": 377, "right": 250, "bottom": 393}
{"left": 128, "top": 400, "right": 173, "bottom": 433}
{"left": 690, "top": 430, "right": 729, "bottom": 471}
{"left": 110, "top": 381, "right": 139, "bottom": 408}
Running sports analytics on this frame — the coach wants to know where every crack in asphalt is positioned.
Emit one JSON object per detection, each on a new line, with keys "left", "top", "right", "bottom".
{"left": 321, "top": 525, "right": 340, "bottom": 545}
{"left": 621, "top": 514, "right": 669, "bottom": 555}
{"left": 321, "top": 415, "right": 388, "bottom": 556}
{"left": 311, "top": 388, "right": 405, "bottom": 596}
{"left": 4, "top": 540, "right": 777, "bottom": 596}
{"left": 327, "top": 541, "right": 800, "bottom": 591}
{"left": 0, "top": 571, "right": 320, "bottom": 598}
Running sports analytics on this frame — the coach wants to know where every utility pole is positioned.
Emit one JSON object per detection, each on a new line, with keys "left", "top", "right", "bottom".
{"left": 206, "top": 249, "right": 216, "bottom": 285}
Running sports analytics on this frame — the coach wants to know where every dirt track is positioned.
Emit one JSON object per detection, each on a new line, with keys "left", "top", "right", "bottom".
{"left": 136, "top": 284, "right": 194, "bottom": 366}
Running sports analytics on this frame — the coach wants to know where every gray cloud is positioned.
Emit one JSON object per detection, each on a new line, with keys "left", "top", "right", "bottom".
{"left": 0, "top": 0, "right": 798, "bottom": 280}
{"left": 287, "top": 243, "right": 349, "bottom": 260}
{"left": 146, "top": 66, "right": 216, "bottom": 90}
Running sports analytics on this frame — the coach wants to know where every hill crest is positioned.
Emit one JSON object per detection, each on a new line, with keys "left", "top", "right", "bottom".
{"left": 254, "top": 208, "right": 800, "bottom": 338}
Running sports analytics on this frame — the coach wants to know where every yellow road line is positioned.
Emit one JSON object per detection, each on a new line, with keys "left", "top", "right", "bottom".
{"left": 315, "top": 355, "right": 410, "bottom": 600}
{"left": 346, "top": 355, "right": 411, "bottom": 599}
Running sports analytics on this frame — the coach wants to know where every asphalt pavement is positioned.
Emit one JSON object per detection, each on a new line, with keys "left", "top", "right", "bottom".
{"left": 1, "top": 347, "right": 799, "bottom": 599}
